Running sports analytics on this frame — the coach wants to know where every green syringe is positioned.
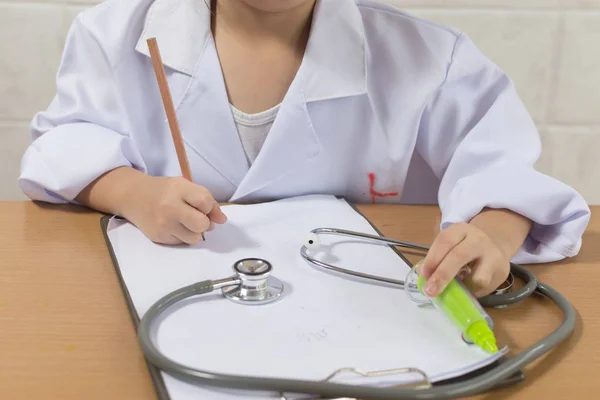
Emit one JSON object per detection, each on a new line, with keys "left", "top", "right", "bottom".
{"left": 406, "top": 260, "right": 499, "bottom": 354}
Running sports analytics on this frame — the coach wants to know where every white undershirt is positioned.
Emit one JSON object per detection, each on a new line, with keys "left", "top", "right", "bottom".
{"left": 230, "top": 103, "right": 280, "bottom": 165}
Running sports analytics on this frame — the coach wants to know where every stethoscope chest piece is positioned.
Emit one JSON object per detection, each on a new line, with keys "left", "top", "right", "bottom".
{"left": 222, "top": 258, "right": 284, "bottom": 305}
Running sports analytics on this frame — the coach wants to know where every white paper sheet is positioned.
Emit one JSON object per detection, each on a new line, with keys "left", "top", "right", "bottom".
{"left": 106, "top": 195, "right": 506, "bottom": 399}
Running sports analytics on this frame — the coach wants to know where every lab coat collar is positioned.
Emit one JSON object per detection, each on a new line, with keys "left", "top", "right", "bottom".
{"left": 135, "top": 0, "right": 211, "bottom": 76}
{"left": 134, "top": 0, "right": 367, "bottom": 102}
{"left": 300, "top": 0, "right": 367, "bottom": 101}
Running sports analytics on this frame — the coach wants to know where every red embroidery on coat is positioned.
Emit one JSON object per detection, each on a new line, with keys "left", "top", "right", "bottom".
{"left": 368, "top": 173, "right": 398, "bottom": 204}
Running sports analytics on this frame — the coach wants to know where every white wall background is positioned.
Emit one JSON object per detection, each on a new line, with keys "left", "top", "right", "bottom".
{"left": 1, "top": 0, "right": 599, "bottom": 203}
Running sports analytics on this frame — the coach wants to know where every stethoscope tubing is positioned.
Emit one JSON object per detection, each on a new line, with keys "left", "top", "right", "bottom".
{"left": 479, "top": 263, "right": 538, "bottom": 308}
{"left": 136, "top": 229, "right": 577, "bottom": 399}
{"left": 301, "top": 228, "right": 539, "bottom": 307}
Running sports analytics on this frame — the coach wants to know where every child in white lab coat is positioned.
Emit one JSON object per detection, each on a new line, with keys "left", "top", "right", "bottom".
{"left": 19, "top": 0, "right": 590, "bottom": 298}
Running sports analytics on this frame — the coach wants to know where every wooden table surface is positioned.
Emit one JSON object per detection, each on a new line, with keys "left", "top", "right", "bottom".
{"left": 0, "top": 201, "right": 598, "bottom": 400}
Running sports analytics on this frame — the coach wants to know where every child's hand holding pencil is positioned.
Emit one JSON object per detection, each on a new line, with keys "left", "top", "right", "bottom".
{"left": 131, "top": 37, "right": 228, "bottom": 245}
{"left": 120, "top": 173, "right": 227, "bottom": 245}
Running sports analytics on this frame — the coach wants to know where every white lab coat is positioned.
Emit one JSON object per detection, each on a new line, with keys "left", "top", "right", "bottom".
{"left": 19, "top": 0, "right": 590, "bottom": 264}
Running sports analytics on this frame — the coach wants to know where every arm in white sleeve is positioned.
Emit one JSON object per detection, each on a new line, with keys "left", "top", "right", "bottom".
{"left": 18, "top": 13, "right": 146, "bottom": 204}
{"left": 417, "top": 33, "right": 591, "bottom": 264}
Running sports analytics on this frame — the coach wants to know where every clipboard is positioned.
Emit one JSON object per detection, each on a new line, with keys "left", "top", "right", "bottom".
{"left": 99, "top": 204, "right": 525, "bottom": 400}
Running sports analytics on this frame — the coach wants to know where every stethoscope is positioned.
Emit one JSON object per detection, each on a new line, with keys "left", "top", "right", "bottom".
{"left": 137, "top": 228, "right": 576, "bottom": 400}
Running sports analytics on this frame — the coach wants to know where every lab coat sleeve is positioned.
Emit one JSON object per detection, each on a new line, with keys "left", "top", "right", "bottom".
{"left": 18, "top": 13, "right": 146, "bottom": 204}
{"left": 416, "top": 33, "right": 591, "bottom": 264}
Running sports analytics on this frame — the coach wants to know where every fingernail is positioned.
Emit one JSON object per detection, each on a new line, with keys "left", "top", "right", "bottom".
{"left": 425, "top": 281, "right": 438, "bottom": 297}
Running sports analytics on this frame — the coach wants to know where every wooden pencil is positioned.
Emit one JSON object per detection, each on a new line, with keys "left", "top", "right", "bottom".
{"left": 147, "top": 37, "right": 205, "bottom": 241}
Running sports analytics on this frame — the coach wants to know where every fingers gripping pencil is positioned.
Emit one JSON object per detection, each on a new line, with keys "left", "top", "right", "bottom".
{"left": 147, "top": 37, "right": 205, "bottom": 241}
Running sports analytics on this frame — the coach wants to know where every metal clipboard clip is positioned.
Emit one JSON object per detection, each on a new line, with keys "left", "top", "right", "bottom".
{"left": 280, "top": 366, "right": 432, "bottom": 400}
